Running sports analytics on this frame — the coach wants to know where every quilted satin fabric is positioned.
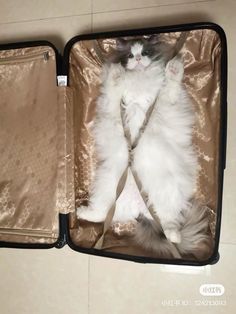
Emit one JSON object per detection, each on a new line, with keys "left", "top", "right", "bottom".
{"left": 0, "top": 46, "right": 61, "bottom": 244}
{"left": 69, "top": 29, "right": 221, "bottom": 259}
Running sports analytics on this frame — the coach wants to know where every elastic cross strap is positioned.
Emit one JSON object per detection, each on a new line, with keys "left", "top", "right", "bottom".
{"left": 94, "top": 99, "right": 181, "bottom": 258}
{"left": 94, "top": 165, "right": 129, "bottom": 249}
{"left": 94, "top": 100, "right": 156, "bottom": 249}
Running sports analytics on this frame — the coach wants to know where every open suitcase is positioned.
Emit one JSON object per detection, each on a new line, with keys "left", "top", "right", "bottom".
{"left": 0, "top": 22, "right": 227, "bottom": 266}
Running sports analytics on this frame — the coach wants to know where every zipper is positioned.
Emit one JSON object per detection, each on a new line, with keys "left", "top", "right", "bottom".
{"left": 0, "top": 50, "right": 51, "bottom": 65}
{"left": 0, "top": 227, "right": 56, "bottom": 238}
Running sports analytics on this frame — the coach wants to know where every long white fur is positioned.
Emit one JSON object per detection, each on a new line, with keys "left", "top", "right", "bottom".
{"left": 77, "top": 43, "right": 198, "bottom": 245}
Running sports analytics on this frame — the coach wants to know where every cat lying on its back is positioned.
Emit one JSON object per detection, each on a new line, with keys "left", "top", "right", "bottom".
{"left": 77, "top": 35, "right": 209, "bottom": 258}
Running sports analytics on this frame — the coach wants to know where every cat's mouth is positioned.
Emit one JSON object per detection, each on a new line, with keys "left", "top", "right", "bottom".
{"left": 134, "top": 62, "right": 146, "bottom": 70}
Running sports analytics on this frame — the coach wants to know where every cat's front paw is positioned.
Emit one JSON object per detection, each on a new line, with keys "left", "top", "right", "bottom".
{"left": 108, "top": 63, "right": 124, "bottom": 84}
{"left": 165, "top": 57, "right": 184, "bottom": 82}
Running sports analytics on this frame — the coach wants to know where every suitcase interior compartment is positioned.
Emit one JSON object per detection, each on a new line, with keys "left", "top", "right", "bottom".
{"left": 68, "top": 27, "right": 223, "bottom": 262}
{"left": 0, "top": 44, "right": 61, "bottom": 245}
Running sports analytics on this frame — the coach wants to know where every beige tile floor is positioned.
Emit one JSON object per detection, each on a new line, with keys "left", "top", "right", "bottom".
{"left": 0, "top": 0, "right": 235, "bottom": 313}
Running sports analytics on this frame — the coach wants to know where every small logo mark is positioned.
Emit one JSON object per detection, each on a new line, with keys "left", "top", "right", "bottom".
{"left": 200, "top": 284, "right": 225, "bottom": 296}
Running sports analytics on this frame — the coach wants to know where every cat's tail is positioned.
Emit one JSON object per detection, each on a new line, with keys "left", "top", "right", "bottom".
{"left": 133, "top": 203, "right": 213, "bottom": 260}
{"left": 133, "top": 215, "right": 182, "bottom": 259}
{"left": 176, "top": 202, "right": 213, "bottom": 260}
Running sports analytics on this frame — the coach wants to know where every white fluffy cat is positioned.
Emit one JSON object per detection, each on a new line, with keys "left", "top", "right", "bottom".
{"left": 77, "top": 36, "right": 209, "bottom": 258}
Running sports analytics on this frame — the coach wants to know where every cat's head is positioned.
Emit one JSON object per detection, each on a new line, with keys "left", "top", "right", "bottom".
{"left": 114, "top": 35, "right": 161, "bottom": 70}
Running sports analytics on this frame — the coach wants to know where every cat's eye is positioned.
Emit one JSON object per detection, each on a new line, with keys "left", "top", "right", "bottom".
{"left": 128, "top": 53, "right": 134, "bottom": 58}
{"left": 141, "top": 50, "right": 149, "bottom": 56}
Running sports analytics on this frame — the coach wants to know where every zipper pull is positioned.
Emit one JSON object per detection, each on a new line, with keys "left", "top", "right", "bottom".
{"left": 43, "top": 51, "right": 49, "bottom": 61}
{"left": 57, "top": 75, "right": 68, "bottom": 86}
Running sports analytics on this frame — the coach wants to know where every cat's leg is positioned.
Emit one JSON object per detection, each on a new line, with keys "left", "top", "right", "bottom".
{"left": 77, "top": 150, "right": 128, "bottom": 223}
{"left": 141, "top": 189, "right": 184, "bottom": 244}
{"left": 134, "top": 139, "right": 195, "bottom": 244}
{"left": 165, "top": 56, "right": 184, "bottom": 83}
{"left": 160, "top": 57, "right": 184, "bottom": 104}
{"left": 148, "top": 178, "right": 187, "bottom": 244}
{"left": 77, "top": 62, "right": 127, "bottom": 223}
{"left": 134, "top": 58, "right": 195, "bottom": 243}
{"left": 159, "top": 58, "right": 195, "bottom": 243}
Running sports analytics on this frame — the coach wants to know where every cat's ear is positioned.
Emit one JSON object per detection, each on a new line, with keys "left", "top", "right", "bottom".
{"left": 116, "top": 38, "right": 128, "bottom": 51}
{"left": 147, "top": 34, "right": 159, "bottom": 45}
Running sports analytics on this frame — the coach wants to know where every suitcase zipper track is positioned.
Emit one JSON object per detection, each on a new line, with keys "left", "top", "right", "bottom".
{"left": 0, "top": 227, "right": 56, "bottom": 238}
{"left": 0, "top": 51, "right": 51, "bottom": 65}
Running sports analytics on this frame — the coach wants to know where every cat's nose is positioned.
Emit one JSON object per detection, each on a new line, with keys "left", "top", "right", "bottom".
{"left": 136, "top": 55, "right": 141, "bottom": 61}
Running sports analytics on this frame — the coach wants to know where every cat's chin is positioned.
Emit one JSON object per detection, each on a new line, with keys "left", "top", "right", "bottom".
{"left": 128, "top": 64, "right": 148, "bottom": 71}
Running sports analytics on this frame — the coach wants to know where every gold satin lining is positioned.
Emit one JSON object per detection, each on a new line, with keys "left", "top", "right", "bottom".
{"left": 0, "top": 46, "right": 72, "bottom": 244}
{"left": 69, "top": 29, "right": 221, "bottom": 260}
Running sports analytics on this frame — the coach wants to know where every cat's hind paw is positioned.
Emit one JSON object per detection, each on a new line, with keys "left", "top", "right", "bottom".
{"left": 164, "top": 228, "right": 182, "bottom": 244}
{"left": 77, "top": 205, "right": 106, "bottom": 223}
{"left": 165, "top": 57, "right": 184, "bottom": 82}
{"left": 76, "top": 205, "right": 90, "bottom": 220}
